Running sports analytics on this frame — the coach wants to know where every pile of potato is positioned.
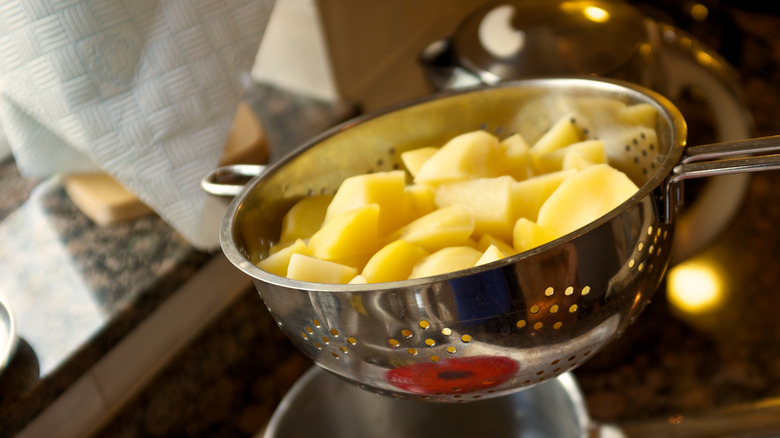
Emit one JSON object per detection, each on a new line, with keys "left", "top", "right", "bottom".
{"left": 257, "top": 98, "right": 658, "bottom": 284}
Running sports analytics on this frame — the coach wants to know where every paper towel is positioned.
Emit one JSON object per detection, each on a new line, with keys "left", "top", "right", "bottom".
{"left": 0, "top": 0, "right": 275, "bottom": 250}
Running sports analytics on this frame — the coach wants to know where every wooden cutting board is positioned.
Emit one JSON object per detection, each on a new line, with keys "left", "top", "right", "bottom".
{"left": 63, "top": 102, "right": 268, "bottom": 225}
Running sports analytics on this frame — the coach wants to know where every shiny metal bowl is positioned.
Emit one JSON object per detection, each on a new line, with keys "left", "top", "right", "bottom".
{"left": 262, "top": 367, "right": 591, "bottom": 438}
{"left": 213, "top": 76, "right": 780, "bottom": 402}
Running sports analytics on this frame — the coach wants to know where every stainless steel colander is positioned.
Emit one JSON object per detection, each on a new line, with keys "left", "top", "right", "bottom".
{"left": 205, "top": 77, "right": 780, "bottom": 403}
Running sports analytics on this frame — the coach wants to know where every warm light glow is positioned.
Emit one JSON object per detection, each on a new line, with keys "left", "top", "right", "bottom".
{"left": 583, "top": 6, "right": 610, "bottom": 23}
{"left": 690, "top": 3, "right": 709, "bottom": 22}
{"left": 667, "top": 260, "right": 725, "bottom": 314}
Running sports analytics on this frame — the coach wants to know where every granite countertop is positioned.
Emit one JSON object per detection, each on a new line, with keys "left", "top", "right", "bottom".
{"left": 3, "top": 2, "right": 780, "bottom": 438}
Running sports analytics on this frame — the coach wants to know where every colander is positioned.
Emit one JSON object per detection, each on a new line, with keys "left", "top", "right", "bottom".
{"left": 204, "top": 76, "right": 780, "bottom": 403}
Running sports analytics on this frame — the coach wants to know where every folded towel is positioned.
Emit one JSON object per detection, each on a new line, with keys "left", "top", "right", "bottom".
{"left": 0, "top": 0, "right": 275, "bottom": 250}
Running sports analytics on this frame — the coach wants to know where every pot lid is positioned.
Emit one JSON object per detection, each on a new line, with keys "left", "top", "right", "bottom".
{"left": 451, "top": 0, "right": 653, "bottom": 82}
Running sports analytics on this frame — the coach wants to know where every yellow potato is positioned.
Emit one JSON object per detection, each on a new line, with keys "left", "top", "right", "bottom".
{"left": 286, "top": 253, "right": 358, "bottom": 284}
{"left": 537, "top": 164, "right": 639, "bottom": 237}
{"left": 389, "top": 204, "right": 475, "bottom": 252}
{"left": 477, "top": 233, "right": 517, "bottom": 256}
{"left": 259, "top": 99, "right": 651, "bottom": 284}
{"left": 510, "top": 169, "right": 576, "bottom": 222}
{"left": 308, "top": 204, "right": 380, "bottom": 261}
{"left": 404, "top": 184, "right": 437, "bottom": 219}
{"left": 476, "top": 244, "right": 506, "bottom": 266}
{"left": 534, "top": 139, "right": 606, "bottom": 174}
{"left": 513, "top": 218, "right": 559, "bottom": 253}
{"left": 409, "top": 246, "right": 483, "bottom": 279}
{"left": 325, "top": 170, "right": 408, "bottom": 235}
{"left": 498, "top": 133, "right": 534, "bottom": 181}
{"left": 362, "top": 240, "right": 430, "bottom": 283}
{"left": 414, "top": 130, "right": 500, "bottom": 185}
{"left": 435, "top": 175, "right": 516, "bottom": 241}
{"left": 257, "top": 239, "right": 310, "bottom": 277}
{"left": 401, "top": 147, "right": 439, "bottom": 178}
{"left": 616, "top": 103, "right": 657, "bottom": 128}
{"left": 529, "top": 112, "right": 584, "bottom": 166}
{"left": 279, "top": 194, "right": 334, "bottom": 243}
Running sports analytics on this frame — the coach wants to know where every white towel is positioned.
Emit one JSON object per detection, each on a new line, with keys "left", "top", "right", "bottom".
{"left": 0, "top": 0, "right": 275, "bottom": 250}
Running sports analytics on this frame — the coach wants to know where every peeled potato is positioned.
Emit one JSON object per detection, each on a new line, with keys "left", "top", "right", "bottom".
{"left": 257, "top": 98, "right": 650, "bottom": 284}
{"left": 537, "top": 164, "right": 639, "bottom": 237}
{"left": 362, "top": 240, "right": 430, "bottom": 283}
{"left": 409, "top": 246, "right": 483, "bottom": 280}
{"left": 414, "top": 130, "right": 500, "bottom": 185}
{"left": 287, "top": 253, "right": 358, "bottom": 284}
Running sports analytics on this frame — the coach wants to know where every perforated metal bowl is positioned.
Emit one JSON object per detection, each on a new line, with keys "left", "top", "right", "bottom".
{"left": 210, "top": 77, "right": 780, "bottom": 403}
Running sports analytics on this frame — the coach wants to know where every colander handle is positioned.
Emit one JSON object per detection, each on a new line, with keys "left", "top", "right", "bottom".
{"left": 201, "top": 164, "right": 265, "bottom": 197}
{"left": 664, "top": 134, "right": 780, "bottom": 222}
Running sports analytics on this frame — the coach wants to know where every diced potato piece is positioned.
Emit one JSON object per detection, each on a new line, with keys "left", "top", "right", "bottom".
{"left": 404, "top": 184, "right": 437, "bottom": 220}
{"left": 308, "top": 204, "right": 380, "bottom": 261}
{"left": 534, "top": 140, "right": 606, "bottom": 174}
{"left": 476, "top": 244, "right": 505, "bottom": 266}
{"left": 390, "top": 205, "right": 474, "bottom": 252}
{"left": 401, "top": 147, "right": 439, "bottom": 177}
{"left": 563, "top": 150, "right": 600, "bottom": 171}
{"left": 537, "top": 164, "right": 639, "bottom": 237}
{"left": 325, "top": 170, "right": 408, "bottom": 235}
{"left": 409, "top": 246, "right": 483, "bottom": 279}
{"left": 279, "top": 194, "right": 334, "bottom": 243}
{"left": 477, "top": 233, "right": 517, "bottom": 256}
{"left": 529, "top": 113, "right": 584, "bottom": 165}
{"left": 414, "top": 130, "right": 500, "bottom": 185}
{"left": 616, "top": 103, "right": 657, "bottom": 128}
{"left": 435, "top": 175, "right": 516, "bottom": 241}
{"left": 498, "top": 133, "right": 534, "bottom": 181}
{"left": 362, "top": 240, "right": 430, "bottom": 283}
{"left": 349, "top": 274, "right": 368, "bottom": 284}
{"left": 257, "top": 239, "right": 310, "bottom": 277}
{"left": 287, "top": 253, "right": 358, "bottom": 284}
{"left": 513, "top": 218, "right": 559, "bottom": 253}
{"left": 510, "top": 169, "right": 576, "bottom": 222}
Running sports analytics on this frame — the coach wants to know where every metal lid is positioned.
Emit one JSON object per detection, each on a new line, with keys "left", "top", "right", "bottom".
{"left": 451, "top": 0, "right": 652, "bottom": 82}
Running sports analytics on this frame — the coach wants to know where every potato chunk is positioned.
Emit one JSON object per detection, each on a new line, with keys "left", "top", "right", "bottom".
{"left": 510, "top": 169, "right": 576, "bottom": 222}
{"left": 286, "top": 253, "right": 358, "bottom": 284}
{"left": 414, "top": 130, "right": 500, "bottom": 185}
{"left": 513, "top": 218, "right": 559, "bottom": 253}
{"left": 409, "top": 246, "right": 483, "bottom": 279}
{"left": 391, "top": 205, "right": 475, "bottom": 252}
{"left": 362, "top": 240, "right": 430, "bottom": 283}
{"left": 537, "top": 164, "right": 639, "bottom": 237}
{"left": 498, "top": 133, "right": 533, "bottom": 181}
{"left": 435, "top": 175, "right": 516, "bottom": 241}
{"left": 401, "top": 147, "right": 439, "bottom": 178}
{"left": 325, "top": 170, "right": 408, "bottom": 235}
{"left": 534, "top": 140, "right": 606, "bottom": 174}
{"left": 279, "top": 194, "right": 334, "bottom": 243}
{"left": 308, "top": 204, "right": 380, "bottom": 261}
{"left": 476, "top": 244, "right": 506, "bottom": 266}
{"left": 257, "top": 239, "right": 310, "bottom": 277}
{"left": 529, "top": 112, "right": 584, "bottom": 167}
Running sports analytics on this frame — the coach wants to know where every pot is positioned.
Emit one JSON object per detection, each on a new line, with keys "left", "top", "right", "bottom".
{"left": 262, "top": 366, "right": 780, "bottom": 437}
{"left": 204, "top": 76, "right": 780, "bottom": 403}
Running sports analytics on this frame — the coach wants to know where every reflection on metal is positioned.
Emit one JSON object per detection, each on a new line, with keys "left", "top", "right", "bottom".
{"left": 583, "top": 6, "right": 610, "bottom": 23}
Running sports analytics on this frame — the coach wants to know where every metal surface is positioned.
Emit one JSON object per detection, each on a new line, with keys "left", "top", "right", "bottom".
{"left": 210, "top": 77, "right": 780, "bottom": 403}
{"left": 419, "top": 0, "right": 660, "bottom": 90}
{"left": 263, "top": 366, "right": 591, "bottom": 438}
{"left": 0, "top": 294, "right": 18, "bottom": 374}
